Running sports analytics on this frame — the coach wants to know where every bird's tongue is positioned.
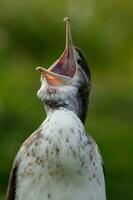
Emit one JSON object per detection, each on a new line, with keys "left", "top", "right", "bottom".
{"left": 36, "top": 17, "right": 77, "bottom": 86}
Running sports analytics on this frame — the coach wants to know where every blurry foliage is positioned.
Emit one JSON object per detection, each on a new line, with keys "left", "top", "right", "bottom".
{"left": 0, "top": 0, "right": 133, "bottom": 199}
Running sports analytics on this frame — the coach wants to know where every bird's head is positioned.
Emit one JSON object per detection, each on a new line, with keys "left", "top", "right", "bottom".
{"left": 37, "top": 18, "right": 91, "bottom": 123}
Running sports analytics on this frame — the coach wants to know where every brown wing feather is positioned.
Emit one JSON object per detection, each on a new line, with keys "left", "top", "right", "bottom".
{"left": 6, "top": 161, "right": 18, "bottom": 200}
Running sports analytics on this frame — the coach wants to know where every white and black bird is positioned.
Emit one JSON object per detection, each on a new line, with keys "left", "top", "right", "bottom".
{"left": 7, "top": 18, "right": 106, "bottom": 200}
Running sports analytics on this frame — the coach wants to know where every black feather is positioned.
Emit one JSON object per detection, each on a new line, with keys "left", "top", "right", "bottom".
{"left": 7, "top": 161, "right": 18, "bottom": 200}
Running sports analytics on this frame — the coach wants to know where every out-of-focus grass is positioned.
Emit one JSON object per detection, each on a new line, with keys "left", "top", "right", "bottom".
{"left": 0, "top": 0, "right": 133, "bottom": 199}
{"left": 0, "top": 195, "right": 5, "bottom": 200}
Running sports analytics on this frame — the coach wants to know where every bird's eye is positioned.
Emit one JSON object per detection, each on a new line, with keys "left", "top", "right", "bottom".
{"left": 77, "top": 58, "right": 82, "bottom": 66}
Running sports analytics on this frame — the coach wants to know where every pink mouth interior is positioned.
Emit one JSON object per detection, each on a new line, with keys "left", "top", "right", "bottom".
{"left": 49, "top": 50, "right": 76, "bottom": 78}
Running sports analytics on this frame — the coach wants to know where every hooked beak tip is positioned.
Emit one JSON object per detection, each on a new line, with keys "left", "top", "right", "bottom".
{"left": 36, "top": 66, "right": 44, "bottom": 73}
{"left": 63, "top": 17, "right": 71, "bottom": 23}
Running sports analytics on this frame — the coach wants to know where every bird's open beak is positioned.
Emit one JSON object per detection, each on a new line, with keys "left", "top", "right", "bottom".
{"left": 36, "top": 17, "right": 77, "bottom": 86}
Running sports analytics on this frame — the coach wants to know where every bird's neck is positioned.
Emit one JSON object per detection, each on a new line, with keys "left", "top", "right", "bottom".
{"left": 40, "top": 87, "right": 89, "bottom": 123}
{"left": 44, "top": 98, "right": 81, "bottom": 118}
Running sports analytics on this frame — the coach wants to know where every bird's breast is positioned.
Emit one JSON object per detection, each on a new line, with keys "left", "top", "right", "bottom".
{"left": 19, "top": 109, "right": 91, "bottom": 175}
{"left": 15, "top": 109, "right": 105, "bottom": 200}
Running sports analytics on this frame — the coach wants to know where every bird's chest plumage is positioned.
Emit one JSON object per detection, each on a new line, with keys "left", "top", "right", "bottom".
{"left": 15, "top": 110, "right": 105, "bottom": 200}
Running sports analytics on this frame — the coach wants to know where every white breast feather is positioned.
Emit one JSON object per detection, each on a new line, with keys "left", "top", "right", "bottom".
{"left": 15, "top": 109, "right": 106, "bottom": 200}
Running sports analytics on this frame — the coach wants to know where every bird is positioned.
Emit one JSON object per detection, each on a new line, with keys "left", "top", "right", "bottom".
{"left": 7, "top": 17, "right": 106, "bottom": 200}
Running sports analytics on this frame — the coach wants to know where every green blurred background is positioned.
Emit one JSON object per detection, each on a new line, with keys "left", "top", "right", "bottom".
{"left": 0, "top": 0, "right": 133, "bottom": 199}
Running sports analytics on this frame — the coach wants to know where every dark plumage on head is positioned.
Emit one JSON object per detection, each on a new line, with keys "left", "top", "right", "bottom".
{"left": 74, "top": 47, "right": 91, "bottom": 123}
